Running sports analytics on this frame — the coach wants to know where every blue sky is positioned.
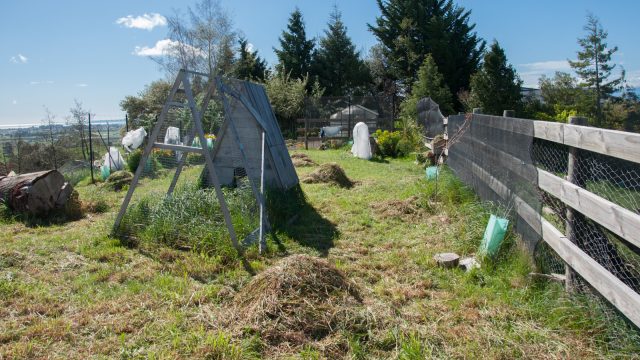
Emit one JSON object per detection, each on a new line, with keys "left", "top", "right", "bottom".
{"left": 1, "top": 0, "right": 639, "bottom": 125}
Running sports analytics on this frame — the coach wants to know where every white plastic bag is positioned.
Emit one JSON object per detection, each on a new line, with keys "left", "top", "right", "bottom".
{"left": 121, "top": 127, "right": 147, "bottom": 152}
{"left": 350, "top": 122, "right": 372, "bottom": 160}
{"left": 102, "top": 146, "right": 125, "bottom": 170}
{"left": 164, "top": 126, "right": 180, "bottom": 145}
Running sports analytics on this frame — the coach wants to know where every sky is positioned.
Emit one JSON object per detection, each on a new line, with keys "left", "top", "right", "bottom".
{"left": 2, "top": 0, "right": 639, "bottom": 125}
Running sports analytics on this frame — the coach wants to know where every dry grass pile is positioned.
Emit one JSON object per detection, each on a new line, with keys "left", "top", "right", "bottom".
{"left": 371, "top": 196, "right": 427, "bottom": 220}
{"left": 227, "top": 254, "right": 369, "bottom": 353}
{"left": 103, "top": 171, "right": 133, "bottom": 191}
{"left": 301, "top": 163, "right": 354, "bottom": 188}
{"left": 290, "top": 153, "right": 318, "bottom": 167}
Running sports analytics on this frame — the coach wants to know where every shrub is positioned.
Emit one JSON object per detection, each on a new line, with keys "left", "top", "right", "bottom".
{"left": 126, "top": 149, "right": 161, "bottom": 174}
{"left": 373, "top": 130, "right": 401, "bottom": 158}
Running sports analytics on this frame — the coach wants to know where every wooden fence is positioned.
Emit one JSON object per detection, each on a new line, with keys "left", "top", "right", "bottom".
{"left": 444, "top": 113, "right": 640, "bottom": 328}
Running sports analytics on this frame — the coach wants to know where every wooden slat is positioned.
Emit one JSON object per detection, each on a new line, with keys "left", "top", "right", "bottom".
{"left": 538, "top": 169, "right": 640, "bottom": 249}
{"left": 471, "top": 114, "right": 535, "bottom": 136}
{"left": 540, "top": 218, "right": 640, "bottom": 328}
{"left": 153, "top": 142, "right": 203, "bottom": 154}
{"left": 533, "top": 121, "right": 564, "bottom": 143}
{"left": 563, "top": 125, "right": 640, "bottom": 164}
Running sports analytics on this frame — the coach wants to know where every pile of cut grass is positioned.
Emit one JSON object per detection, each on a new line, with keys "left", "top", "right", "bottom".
{"left": 301, "top": 162, "right": 354, "bottom": 188}
{"left": 226, "top": 254, "right": 370, "bottom": 356}
{"left": 290, "top": 153, "right": 318, "bottom": 167}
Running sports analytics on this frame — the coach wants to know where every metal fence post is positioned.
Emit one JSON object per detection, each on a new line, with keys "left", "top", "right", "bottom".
{"left": 503, "top": 110, "right": 515, "bottom": 117}
{"left": 564, "top": 115, "right": 588, "bottom": 293}
{"left": 88, "top": 113, "right": 94, "bottom": 184}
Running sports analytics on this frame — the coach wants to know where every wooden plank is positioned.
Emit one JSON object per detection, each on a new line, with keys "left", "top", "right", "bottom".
{"left": 563, "top": 125, "right": 640, "bottom": 164}
{"left": 533, "top": 121, "right": 564, "bottom": 143}
{"left": 153, "top": 142, "right": 204, "bottom": 154}
{"left": 472, "top": 114, "right": 535, "bottom": 136}
{"left": 540, "top": 218, "right": 640, "bottom": 328}
{"left": 538, "top": 169, "right": 640, "bottom": 249}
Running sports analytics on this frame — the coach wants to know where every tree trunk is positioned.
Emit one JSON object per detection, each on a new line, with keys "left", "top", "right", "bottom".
{"left": 0, "top": 170, "right": 72, "bottom": 215}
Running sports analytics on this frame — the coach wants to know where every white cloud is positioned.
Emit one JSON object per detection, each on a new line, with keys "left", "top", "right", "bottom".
{"left": 133, "top": 39, "right": 204, "bottom": 57}
{"left": 76, "top": 83, "right": 88, "bottom": 87}
{"left": 246, "top": 42, "right": 255, "bottom": 53}
{"left": 116, "top": 13, "right": 166, "bottom": 30}
{"left": 12, "top": 100, "right": 17, "bottom": 105}
{"left": 517, "top": 60, "right": 572, "bottom": 88}
{"left": 29, "top": 80, "right": 54, "bottom": 85}
{"left": 625, "top": 70, "right": 640, "bottom": 88}
{"left": 9, "top": 54, "right": 28, "bottom": 64}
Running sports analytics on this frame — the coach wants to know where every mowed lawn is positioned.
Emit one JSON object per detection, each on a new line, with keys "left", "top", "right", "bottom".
{"left": 1, "top": 149, "right": 638, "bottom": 359}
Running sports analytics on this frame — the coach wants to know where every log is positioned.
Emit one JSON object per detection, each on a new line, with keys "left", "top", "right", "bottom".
{"left": 0, "top": 170, "right": 72, "bottom": 215}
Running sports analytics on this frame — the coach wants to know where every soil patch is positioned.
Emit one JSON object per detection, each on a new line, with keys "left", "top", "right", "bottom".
{"left": 301, "top": 163, "right": 354, "bottom": 188}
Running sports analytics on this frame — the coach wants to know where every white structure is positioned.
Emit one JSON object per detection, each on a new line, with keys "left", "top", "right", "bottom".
{"left": 351, "top": 122, "right": 372, "bottom": 160}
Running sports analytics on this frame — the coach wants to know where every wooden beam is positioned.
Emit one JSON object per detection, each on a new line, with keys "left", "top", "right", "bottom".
{"left": 538, "top": 169, "right": 640, "bottom": 250}
{"left": 533, "top": 121, "right": 564, "bottom": 143}
{"left": 153, "top": 142, "right": 204, "bottom": 154}
{"left": 540, "top": 218, "right": 640, "bottom": 328}
{"left": 563, "top": 125, "right": 640, "bottom": 164}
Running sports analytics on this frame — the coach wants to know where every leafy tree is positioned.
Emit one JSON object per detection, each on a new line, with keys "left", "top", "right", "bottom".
{"left": 537, "top": 72, "right": 592, "bottom": 121}
{"left": 235, "top": 37, "right": 268, "bottom": 81}
{"left": 400, "top": 54, "right": 453, "bottom": 119}
{"left": 265, "top": 72, "right": 323, "bottom": 137}
{"left": 67, "top": 99, "right": 90, "bottom": 161}
{"left": 468, "top": 41, "right": 522, "bottom": 116}
{"left": 312, "top": 7, "right": 371, "bottom": 96}
{"left": 274, "top": 8, "right": 315, "bottom": 81}
{"left": 366, "top": 43, "right": 397, "bottom": 99}
{"left": 369, "top": 0, "right": 485, "bottom": 107}
{"left": 120, "top": 80, "right": 172, "bottom": 131}
{"left": 569, "top": 13, "right": 624, "bottom": 127}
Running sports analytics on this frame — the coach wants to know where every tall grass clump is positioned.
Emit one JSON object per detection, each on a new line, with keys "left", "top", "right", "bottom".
{"left": 117, "top": 181, "right": 258, "bottom": 262}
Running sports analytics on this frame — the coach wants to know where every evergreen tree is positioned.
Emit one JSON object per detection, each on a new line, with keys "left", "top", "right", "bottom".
{"left": 235, "top": 37, "right": 268, "bottom": 81}
{"left": 469, "top": 41, "right": 522, "bottom": 116}
{"left": 569, "top": 14, "right": 624, "bottom": 127}
{"left": 369, "top": 0, "right": 485, "bottom": 107}
{"left": 274, "top": 8, "right": 315, "bottom": 81}
{"left": 400, "top": 54, "right": 453, "bottom": 118}
{"left": 312, "top": 7, "right": 371, "bottom": 96}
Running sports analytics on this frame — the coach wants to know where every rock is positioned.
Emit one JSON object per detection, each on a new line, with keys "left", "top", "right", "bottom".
{"left": 434, "top": 252, "right": 460, "bottom": 268}
{"left": 459, "top": 257, "right": 480, "bottom": 272}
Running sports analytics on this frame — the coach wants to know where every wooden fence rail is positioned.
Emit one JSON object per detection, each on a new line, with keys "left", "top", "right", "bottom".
{"left": 445, "top": 113, "right": 640, "bottom": 328}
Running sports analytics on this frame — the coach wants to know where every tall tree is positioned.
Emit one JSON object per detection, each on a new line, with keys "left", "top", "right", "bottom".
{"left": 569, "top": 13, "right": 624, "bottom": 127}
{"left": 235, "top": 37, "right": 268, "bottom": 81}
{"left": 67, "top": 99, "right": 89, "bottom": 161}
{"left": 312, "top": 7, "right": 371, "bottom": 96}
{"left": 468, "top": 41, "right": 522, "bottom": 116}
{"left": 400, "top": 54, "right": 453, "bottom": 118}
{"left": 369, "top": 0, "right": 485, "bottom": 107}
{"left": 274, "top": 8, "right": 315, "bottom": 81}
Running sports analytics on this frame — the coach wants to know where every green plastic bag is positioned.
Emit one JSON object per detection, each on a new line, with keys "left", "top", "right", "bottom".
{"left": 425, "top": 166, "right": 439, "bottom": 180}
{"left": 100, "top": 165, "right": 111, "bottom": 180}
{"left": 479, "top": 214, "right": 509, "bottom": 257}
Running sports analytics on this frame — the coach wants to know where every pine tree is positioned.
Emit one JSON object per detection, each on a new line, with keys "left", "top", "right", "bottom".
{"left": 312, "top": 7, "right": 371, "bottom": 96}
{"left": 274, "top": 8, "right": 315, "bottom": 81}
{"left": 369, "top": 0, "right": 485, "bottom": 107}
{"left": 235, "top": 37, "right": 268, "bottom": 81}
{"left": 401, "top": 54, "right": 453, "bottom": 118}
{"left": 569, "top": 14, "right": 624, "bottom": 127}
{"left": 469, "top": 41, "right": 522, "bottom": 116}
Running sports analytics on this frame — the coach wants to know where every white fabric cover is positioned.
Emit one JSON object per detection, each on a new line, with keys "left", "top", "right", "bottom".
{"left": 351, "top": 122, "right": 372, "bottom": 160}
{"left": 102, "top": 146, "right": 125, "bottom": 170}
{"left": 121, "top": 127, "right": 147, "bottom": 152}
{"left": 321, "top": 126, "right": 342, "bottom": 137}
{"left": 164, "top": 126, "right": 180, "bottom": 145}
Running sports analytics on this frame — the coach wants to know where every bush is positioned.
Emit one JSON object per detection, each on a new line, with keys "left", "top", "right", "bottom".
{"left": 373, "top": 130, "right": 401, "bottom": 158}
{"left": 126, "top": 149, "right": 161, "bottom": 174}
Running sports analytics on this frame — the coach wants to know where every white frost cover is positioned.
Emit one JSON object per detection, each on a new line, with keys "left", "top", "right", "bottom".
{"left": 121, "top": 127, "right": 147, "bottom": 152}
{"left": 164, "top": 126, "right": 180, "bottom": 145}
{"left": 103, "top": 147, "right": 125, "bottom": 170}
{"left": 351, "top": 122, "right": 372, "bottom": 160}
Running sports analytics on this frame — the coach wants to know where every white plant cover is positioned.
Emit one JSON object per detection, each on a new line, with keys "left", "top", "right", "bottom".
{"left": 321, "top": 126, "right": 342, "bottom": 137}
{"left": 121, "top": 127, "right": 147, "bottom": 152}
{"left": 351, "top": 122, "right": 372, "bottom": 160}
{"left": 164, "top": 126, "right": 180, "bottom": 145}
{"left": 103, "top": 146, "right": 125, "bottom": 170}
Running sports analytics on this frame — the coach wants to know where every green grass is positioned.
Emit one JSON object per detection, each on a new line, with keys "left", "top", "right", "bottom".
{"left": 0, "top": 150, "right": 638, "bottom": 359}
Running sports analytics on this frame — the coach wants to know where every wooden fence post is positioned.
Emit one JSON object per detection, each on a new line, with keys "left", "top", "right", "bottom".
{"left": 564, "top": 116, "right": 588, "bottom": 293}
{"left": 472, "top": 108, "right": 483, "bottom": 114}
{"left": 304, "top": 117, "right": 309, "bottom": 150}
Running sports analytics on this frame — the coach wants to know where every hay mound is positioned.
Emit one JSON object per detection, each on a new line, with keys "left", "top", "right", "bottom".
{"left": 291, "top": 153, "right": 317, "bottom": 167}
{"left": 103, "top": 171, "right": 133, "bottom": 191}
{"left": 229, "top": 254, "right": 364, "bottom": 347}
{"left": 301, "top": 163, "right": 353, "bottom": 188}
{"left": 371, "top": 196, "right": 425, "bottom": 220}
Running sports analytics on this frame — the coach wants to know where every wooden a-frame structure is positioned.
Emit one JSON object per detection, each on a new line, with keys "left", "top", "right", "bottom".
{"left": 113, "top": 69, "right": 294, "bottom": 252}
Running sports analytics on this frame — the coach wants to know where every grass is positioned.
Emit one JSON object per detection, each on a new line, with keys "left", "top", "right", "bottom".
{"left": 0, "top": 149, "right": 638, "bottom": 359}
